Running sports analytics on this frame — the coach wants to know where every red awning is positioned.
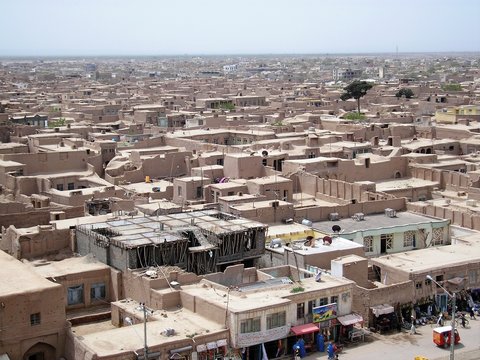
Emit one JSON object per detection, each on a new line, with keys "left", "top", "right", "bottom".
{"left": 291, "top": 323, "right": 319, "bottom": 335}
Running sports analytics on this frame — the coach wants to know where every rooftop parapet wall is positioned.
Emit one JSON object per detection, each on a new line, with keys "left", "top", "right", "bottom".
{"left": 0, "top": 205, "right": 83, "bottom": 230}
{"left": 407, "top": 202, "right": 478, "bottom": 231}
{"left": 294, "top": 197, "right": 406, "bottom": 223}
{"left": 411, "top": 167, "right": 474, "bottom": 191}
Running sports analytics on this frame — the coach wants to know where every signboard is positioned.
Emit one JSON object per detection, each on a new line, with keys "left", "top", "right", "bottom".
{"left": 236, "top": 325, "right": 290, "bottom": 347}
{"left": 313, "top": 303, "right": 337, "bottom": 323}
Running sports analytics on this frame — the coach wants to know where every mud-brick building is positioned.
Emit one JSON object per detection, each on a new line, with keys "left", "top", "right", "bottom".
{"left": 0, "top": 250, "right": 67, "bottom": 360}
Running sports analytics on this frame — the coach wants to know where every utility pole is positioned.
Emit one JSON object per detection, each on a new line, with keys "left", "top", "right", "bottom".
{"left": 426, "top": 275, "right": 456, "bottom": 360}
{"left": 141, "top": 302, "right": 149, "bottom": 359}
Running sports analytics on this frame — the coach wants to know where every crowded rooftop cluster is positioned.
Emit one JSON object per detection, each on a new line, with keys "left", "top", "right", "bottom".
{"left": 0, "top": 54, "right": 480, "bottom": 360}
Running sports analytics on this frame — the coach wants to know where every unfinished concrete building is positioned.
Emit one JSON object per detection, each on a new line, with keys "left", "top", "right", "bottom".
{"left": 75, "top": 210, "right": 267, "bottom": 275}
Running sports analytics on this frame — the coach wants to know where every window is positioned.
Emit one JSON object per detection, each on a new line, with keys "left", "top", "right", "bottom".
{"left": 425, "top": 278, "right": 432, "bottom": 286}
{"left": 90, "top": 283, "right": 106, "bottom": 300}
{"left": 30, "top": 312, "right": 41, "bottom": 326}
{"left": 177, "top": 186, "right": 182, "bottom": 196}
{"left": 363, "top": 236, "right": 373, "bottom": 252}
{"left": 330, "top": 296, "right": 338, "bottom": 305}
{"left": 308, "top": 300, "right": 315, "bottom": 314}
{"left": 469, "top": 269, "right": 479, "bottom": 285}
{"left": 415, "top": 282, "right": 423, "bottom": 289}
{"left": 216, "top": 158, "right": 224, "bottom": 166}
{"left": 67, "top": 285, "right": 84, "bottom": 305}
{"left": 297, "top": 302, "right": 305, "bottom": 319}
{"left": 381, "top": 233, "right": 393, "bottom": 249}
{"left": 266, "top": 311, "right": 286, "bottom": 329}
{"left": 432, "top": 228, "right": 443, "bottom": 246}
{"left": 240, "top": 317, "right": 261, "bottom": 333}
{"left": 196, "top": 186, "right": 202, "bottom": 199}
{"left": 318, "top": 297, "right": 328, "bottom": 306}
{"left": 67, "top": 182, "right": 75, "bottom": 190}
{"left": 56, "top": 184, "right": 64, "bottom": 191}
{"left": 404, "top": 231, "right": 416, "bottom": 248}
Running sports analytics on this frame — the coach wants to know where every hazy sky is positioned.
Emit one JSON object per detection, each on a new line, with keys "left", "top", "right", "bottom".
{"left": 1, "top": 0, "right": 479, "bottom": 56}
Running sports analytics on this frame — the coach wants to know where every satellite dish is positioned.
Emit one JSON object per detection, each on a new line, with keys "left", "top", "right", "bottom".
{"left": 261, "top": 150, "right": 269, "bottom": 157}
{"left": 332, "top": 225, "right": 341, "bottom": 233}
{"left": 323, "top": 236, "right": 332, "bottom": 245}
{"left": 315, "top": 271, "right": 322, "bottom": 282}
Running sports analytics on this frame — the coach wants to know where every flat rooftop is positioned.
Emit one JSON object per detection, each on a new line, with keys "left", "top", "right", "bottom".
{"left": 0, "top": 159, "right": 24, "bottom": 167}
{"left": 77, "top": 303, "right": 226, "bottom": 357}
{"left": 375, "top": 178, "right": 439, "bottom": 191}
{"left": 182, "top": 273, "right": 352, "bottom": 312}
{"left": 123, "top": 180, "right": 172, "bottom": 194}
{"left": 247, "top": 175, "right": 291, "bottom": 185}
{"left": 279, "top": 236, "right": 364, "bottom": 255}
{"left": 0, "top": 250, "right": 60, "bottom": 296}
{"left": 312, "top": 211, "right": 448, "bottom": 236}
{"left": 401, "top": 138, "right": 456, "bottom": 150}
{"left": 283, "top": 156, "right": 340, "bottom": 164}
{"left": 29, "top": 255, "right": 110, "bottom": 278}
{"left": 371, "top": 242, "right": 480, "bottom": 274}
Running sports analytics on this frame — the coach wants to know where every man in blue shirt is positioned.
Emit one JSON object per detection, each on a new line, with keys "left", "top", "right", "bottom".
{"left": 327, "top": 342, "right": 335, "bottom": 360}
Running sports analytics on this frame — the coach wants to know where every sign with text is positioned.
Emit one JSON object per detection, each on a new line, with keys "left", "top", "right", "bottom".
{"left": 313, "top": 303, "right": 337, "bottom": 323}
{"left": 235, "top": 325, "right": 290, "bottom": 347}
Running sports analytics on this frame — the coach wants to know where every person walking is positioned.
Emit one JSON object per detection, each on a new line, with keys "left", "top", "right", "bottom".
{"left": 327, "top": 342, "right": 335, "bottom": 360}
{"left": 436, "top": 312, "right": 444, "bottom": 326}
{"left": 410, "top": 316, "right": 416, "bottom": 335}
{"left": 469, "top": 307, "right": 476, "bottom": 320}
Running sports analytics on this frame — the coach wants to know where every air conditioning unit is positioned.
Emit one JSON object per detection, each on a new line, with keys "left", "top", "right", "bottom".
{"left": 466, "top": 199, "right": 477, "bottom": 207}
{"left": 163, "top": 328, "right": 175, "bottom": 336}
{"left": 385, "top": 208, "right": 397, "bottom": 218}
{"left": 269, "top": 238, "right": 283, "bottom": 248}
{"left": 329, "top": 212, "right": 340, "bottom": 221}
{"left": 353, "top": 213, "right": 365, "bottom": 221}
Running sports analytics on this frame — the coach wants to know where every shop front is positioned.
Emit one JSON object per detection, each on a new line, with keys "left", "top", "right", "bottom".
{"left": 337, "top": 313, "right": 364, "bottom": 342}
{"left": 169, "top": 345, "right": 193, "bottom": 360}
{"left": 370, "top": 304, "right": 398, "bottom": 333}
{"left": 195, "top": 339, "right": 228, "bottom": 360}
{"left": 290, "top": 323, "right": 319, "bottom": 354}
{"left": 313, "top": 303, "right": 339, "bottom": 342}
{"left": 235, "top": 325, "right": 291, "bottom": 360}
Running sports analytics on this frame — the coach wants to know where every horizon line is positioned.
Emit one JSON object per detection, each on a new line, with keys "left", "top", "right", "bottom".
{"left": 1, "top": 50, "right": 480, "bottom": 59}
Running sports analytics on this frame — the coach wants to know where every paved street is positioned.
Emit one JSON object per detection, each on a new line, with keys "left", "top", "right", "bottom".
{"left": 302, "top": 318, "right": 480, "bottom": 360}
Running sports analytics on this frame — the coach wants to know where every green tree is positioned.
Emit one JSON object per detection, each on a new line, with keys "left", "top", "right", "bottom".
{"left": 395, "top": 88, "right": 414, "bottom": 99}
{"left": 219, "top": 102, "right": 235, "bottom": 111}
{"left": 48, "top": 117, "right": 66, "bottom": 128}
{"left": 343, "top": 112, "right": 366, "bottom": 121}
{"left": 340, "top": 80, "right": 373, "bottom": 113}
{"left": 442, "top": 83, "right": 462, "bottom": 92}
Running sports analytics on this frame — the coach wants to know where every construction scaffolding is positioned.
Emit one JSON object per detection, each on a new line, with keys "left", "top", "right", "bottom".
{"left": 76, "top": 210, "right": 267, "bottom": 275}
